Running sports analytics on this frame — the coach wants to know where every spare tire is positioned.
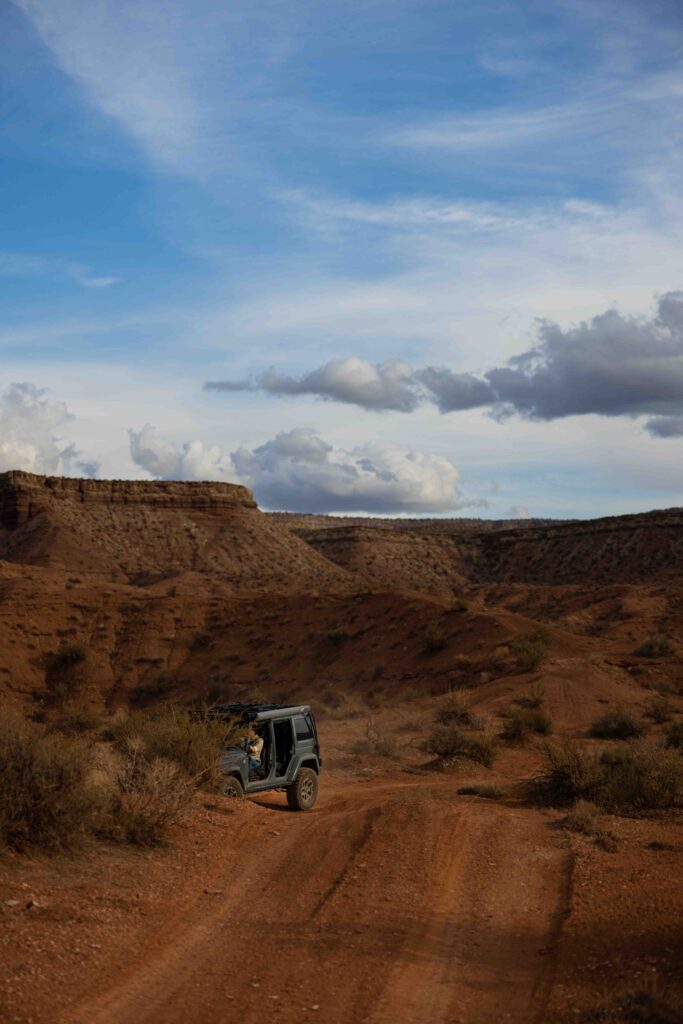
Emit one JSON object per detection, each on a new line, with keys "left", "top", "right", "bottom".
{"left": 286, "top": 767, "right": 318, "bottom": 811}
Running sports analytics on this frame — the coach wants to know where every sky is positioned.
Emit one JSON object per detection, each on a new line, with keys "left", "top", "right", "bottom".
{"left": 2, "top": 0, "right": 683, "bottom": 517}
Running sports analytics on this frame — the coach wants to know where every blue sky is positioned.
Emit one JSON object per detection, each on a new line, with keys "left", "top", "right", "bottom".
{"left": 2, "top": 0, "right": 683, "bottom": 516}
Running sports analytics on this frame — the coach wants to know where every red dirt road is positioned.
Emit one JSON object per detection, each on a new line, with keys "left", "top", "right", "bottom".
{"left": 64, "top": 776, "right": 571, "bottom": 1024}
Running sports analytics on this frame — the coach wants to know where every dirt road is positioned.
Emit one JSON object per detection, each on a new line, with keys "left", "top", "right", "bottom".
{"left": 65, "top": 775, "right": 572, "bottom": 1024}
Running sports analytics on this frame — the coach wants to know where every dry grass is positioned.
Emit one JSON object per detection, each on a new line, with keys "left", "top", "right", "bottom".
{"left": 425, "top": 722, "right": 497, "bottom": 767}
{"left": 645, "top": 697, "right": 675, "bottom": 724}
{"left": 436, "top": 689, "right": 473, "bottom": 726}
{"left": 510, "top": 630, "right": 549, "bottom": 672}
{"left": 103, "top": 747, "right": 194, "bottom": 846}
{"left": 589, "top": 709, "right": 645, "bottom": 740}
{"left": 501, "top": 707, "right": 552, "bottom": 743}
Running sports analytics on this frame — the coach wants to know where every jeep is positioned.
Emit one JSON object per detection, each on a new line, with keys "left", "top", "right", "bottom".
{"left": 214, "top": 702, "right": 322, "bottom": 811}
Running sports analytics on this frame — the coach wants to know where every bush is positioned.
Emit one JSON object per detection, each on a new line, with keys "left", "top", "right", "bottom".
{"left": 584, "top": 979, "right": 683, "bottom": 1022}
{"left": 517, "top": 682, "right": 545, "bottom": 709}
{"left": 457, "top": 783, "right": 502, "bottom": 800}
{"left": 112, "top": 705, "right": 243, "bottom": 788}
{"left": 664, "top": 719, "right": 683, "bottom": 749}
{"left": 510, "top": 630, "right": 549, "bottom": 672}
{"left": 422, "top": 622, "right": 447, "bottom": 654}
{"left": 425, "top": 723, "right": 497, "bottom": 767}
{"left": 533, "top": 743, "right": 606, "bottom": 807}
{"left": 105, "top": 749, "right": 194, "bottom": 846}
{"left": 646, "top": 697, "right": 674, "bottom": 724}
{"left": 50, "top": 704, "right": 102, "bottom": 736}
{"left": 635, "top": 634, "right": 675, "bottom": 658}
{"left": 535, "top": 741, "right": 683, "bottom": 812}
{"left": 563, "top": 799, "right": 598, "bottom": 835}
{"left": 436, "top": 689, "right": 472, "bottom": 726}
{"left": 0, "top": 715, "right": 105, "bottom": 852}
{"left": 600, "top": 745, "right": 683, "bottom": 812}
{"left": 45, "top": 643, "right": 86, "bottom": 672}
{"left": 501, "top": 707, "right": 552, "bottom": 743}
{"left": 590, "top": 709, "right": 645, "bottom": 740}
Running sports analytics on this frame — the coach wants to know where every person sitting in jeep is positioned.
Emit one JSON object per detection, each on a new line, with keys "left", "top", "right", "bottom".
{"left": 247, "top": 727, "right": 264, "bottom": 775}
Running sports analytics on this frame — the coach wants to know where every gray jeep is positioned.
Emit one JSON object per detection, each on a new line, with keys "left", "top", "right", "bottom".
{"left": 215, "top": 702, "right": 321, "bottom": 811}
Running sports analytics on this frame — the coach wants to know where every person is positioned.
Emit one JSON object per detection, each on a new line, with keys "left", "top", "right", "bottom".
{"left": 247, "top": 727, "right": 264, "bottom": 773}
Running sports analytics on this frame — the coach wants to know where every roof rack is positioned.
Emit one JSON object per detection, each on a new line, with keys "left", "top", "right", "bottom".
{"left": 210, "top": 701, "right": 310, "bottom": 722}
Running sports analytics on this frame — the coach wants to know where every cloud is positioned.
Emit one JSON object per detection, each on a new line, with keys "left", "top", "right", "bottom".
{"left": 209, "top": 292, "right": 683, "bottom": 435}
{"left": 0, "top": 251, "right": 119, "bottom": 289}
{"left": 506, "top": 504, "right": 530, "bottom": 520}
{"left": 0, "top": 382, "right": 98, "bottom": 476}
{"left": 206, "top": 357, "right": 418, "bottom": 412}
{"left": 129, "top": 423, "right": 471, "bottom": 513}
{"left": 128, "top": 424, "right": 232, "bottom": 481}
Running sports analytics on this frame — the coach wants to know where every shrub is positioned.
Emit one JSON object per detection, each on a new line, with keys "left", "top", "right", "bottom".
{"left": 425, "top": 723, "right": 497, "bottom": 767}
{"left": 635, "top": 634, "right": 675, "bottom": 658}
{"left": 589, "top": 709, "right": 645, "bottom": 740}
{"left": 422, "top": 622, "right": 447, "bottom": 654}
{"left": 533, "top": 743, "right": 606, "bottom": 806}
{"left": 584, "top": 978, "right": 682, "bottom": 1022}
{"left": 327, "top": 628, "right": 350, "bottom": 646}
{"left": 535, "top": 741, "right": 683, "bottom": 812}
{"left": 664, "top": 719, "right": 683, "bottom": 749}
{"left": 600, "top": 745, "right": 683, "bottom": 812}
{"left": 517, "top": 682, "right": 545, "bottom": 709}
{"left": 457, "top": 783, "right": 502, "bottom": 800}
{"left": 501, "top": 708, "right": 552, "bottom": 743}
{"left": 646, "top": 697, "right": 674, "bottom": 724}
{"left": 0, "top": 715, "right": 105, "bottom": 852}
{"left": 112, "top": 705, "right": 243, "bottom": 788}
{"left": 50, "top": 704, "right": 102, "bottom": 736}
{"left": 45, "top": 643, "right": 86, "bottom": 672}
{"left": 105, "top": 749, "right": 194, "bottom": 846}
{"left": 563, "top": 799, "right": 598, "bottom": 835}
{"left": 436, "top": 689, "right": 472, "bottom": 726}
{"left": 511, "top": 630, "right": 549, "bottom": 672}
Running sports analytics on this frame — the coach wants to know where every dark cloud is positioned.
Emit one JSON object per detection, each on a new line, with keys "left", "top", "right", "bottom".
{"left": 204, "top": 292, "right": 683, "bottom": 436}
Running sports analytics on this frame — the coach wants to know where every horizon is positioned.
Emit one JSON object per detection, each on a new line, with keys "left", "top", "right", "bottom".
{"left": 3, "top": 1, "right": 683, "bottom": 519}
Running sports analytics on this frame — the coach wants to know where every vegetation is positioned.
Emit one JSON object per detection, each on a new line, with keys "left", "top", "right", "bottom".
{"left": 535, "top": 741, "right": 683, "bottom": 812}
{"left": 425, "top": 722, "right": 497, "bottom": 767}
{"left": 422, "top": 622, "right": 447, "bottom": 654}
{"left": 0, "top": 704, "right": 241, "bottom": 853}
{"left": 589, "top": 709, "right": 645, "bottom": 740}
{"left": 517, "top": 682, "right": 545, "bottom": 709}
{"left": 510, "top": 630, "right": 549, "bottom": 672}
{"left": 664, "top": 719, "right": 683, "bottom": 749}
{"left": 111, "top": 704, "right": 243, "bottom": 788}
{"left": 501, "top": 707, "right": 552, "bottom": 743}
{"left": 645, "top": 697, "right": 674, "bottom": 724}
{"left": 583, "top": 978, "right": 683, "bottom": 1022}
{"left": 635, "top": 634, "right": 675, "bottom": 658}
{"left": 436, "top": 689, "right": 473, "bottom": 726}
{"left": 456, "top": 783, "right": 502, "bottom": 800}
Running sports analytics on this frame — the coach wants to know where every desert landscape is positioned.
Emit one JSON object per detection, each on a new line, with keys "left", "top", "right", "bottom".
{"left": 0, "top": 471, "right": 681, "bottom": 1024}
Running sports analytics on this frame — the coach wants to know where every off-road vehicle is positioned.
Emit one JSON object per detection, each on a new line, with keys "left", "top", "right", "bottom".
{"left": 215, "top": 702, "right": 321, "bottom": 811}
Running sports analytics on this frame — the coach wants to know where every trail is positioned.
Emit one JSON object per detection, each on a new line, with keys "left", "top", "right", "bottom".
{"left": 65, "top": 776, "right": 571, "bottom": 1024}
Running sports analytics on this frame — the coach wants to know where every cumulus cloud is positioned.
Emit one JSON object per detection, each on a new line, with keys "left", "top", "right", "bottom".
{"left": 130, "top": 423, "right": 472, "bottom": 513}
{"left": 206, "top": 357, "right": 418, "bottom": 412}
{"left": 0, "top": 383, "right": 98, "bottom": 477}
{"left": 208, "top": 292, "right": 683, "bottom": 436}
{"left": 128, "top": 424, "right": 232, "bottom": 481}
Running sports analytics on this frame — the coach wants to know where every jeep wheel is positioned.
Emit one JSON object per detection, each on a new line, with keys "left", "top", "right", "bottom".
{"left": 287, "top": 767, "right": 318, "bottom": 811}
{"left": 223, "top": 776, "right": 244, "bottom": 799}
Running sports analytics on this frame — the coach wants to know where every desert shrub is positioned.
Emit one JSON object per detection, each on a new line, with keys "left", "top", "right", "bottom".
{"left": 326, "top": 628, "right": 350, "bottom": 646}
{"left": 424, "top": 723, "right": 496, "bottom": 767}
{"left": 451, "top": 593, "right": 469, "bottom": 612}
{"left": 664, "top": 719, "right": 683, "bottom": 749}
{"left": 517, "top": 682, "right": 545, "bottom": 709}
{"left": 112, "top": 705, "right": 243, "bottom": 788}
{"left": 348, "top": 718, "right": 398, "bottom": 758}
{"left": 50, "top": 704, "right": 102, "bottom": 736}
{"left": 563, "top": 799, "right": 598, "bottom": 835}
{"left": 511, "top": 630, "right": 549, "bottom": 672}
{"left": 0, "top": 715, "right": 105, "bottom": 852}
{"left": 599, "top": 745, "right": 683, "bottom": 812}
{"left": 422, "top": 622, "right": 447, "bottom": 654}
{"left": 646, "top": 697, "right": 675, "bottom": 724}
{"left": 635, "top": 634, "right": 675, "bottom": 658}
{"left": 436, "top": 689, "right": 472, "bottom": 726}
{"left": 589, "top": 709, "right": 645, "bottom": 740}
{"left": 457, "top": 783, "right": 502, "bottom": 800}
{"left": 104, "top": 749, "right": 194, "bottom": 846}
{"left": 535, "top": 741, "right": 683, "bottom": 812}
{"left": 45, "top": 643, "right": 86, "bottom": 673}
{"left": 501, "top": 707, "right": 552, "bottom": 743}
{"left": 583, "top": 978, "right": 683, "bottom": 1022}
{"left": 533, "top": 743, "right": 606, "bottom": 806}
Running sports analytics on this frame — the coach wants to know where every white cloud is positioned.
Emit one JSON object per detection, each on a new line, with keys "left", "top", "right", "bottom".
{"left": 129, "top": 422, "right": 471, "bottom": 513}
{"left": 0, "top": 382, "right": 98, "bottom": 476}
{"left": 128, "top": 424, "right": 232, "bottom": 481}
{"left": 0, "top": 250, "right": 119, "bottom": 289}
{"left": 506, "top": 504, "right": 530, "bottom": 520}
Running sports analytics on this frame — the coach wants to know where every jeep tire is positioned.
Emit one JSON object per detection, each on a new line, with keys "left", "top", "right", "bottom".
{"left": 223, "top": 776, "right": 245, "bottom": 799}
{"left": 287, "top": 767, "right": 318, "bottom": 811}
